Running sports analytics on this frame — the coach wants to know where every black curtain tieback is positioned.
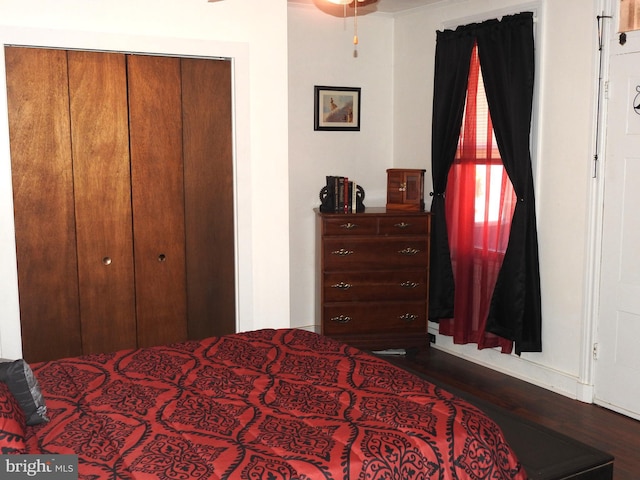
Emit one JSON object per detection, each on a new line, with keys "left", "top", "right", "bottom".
{"left": 430, "top": 192, "right": 444, "bottom": 197}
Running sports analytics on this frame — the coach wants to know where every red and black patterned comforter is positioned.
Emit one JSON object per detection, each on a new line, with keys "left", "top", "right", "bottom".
{"left": 26, "top": 328, "right": 525, "bottom": 479}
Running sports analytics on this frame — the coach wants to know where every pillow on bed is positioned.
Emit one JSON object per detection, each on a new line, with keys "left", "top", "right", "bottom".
{"left": 0, "top": 359, "right": 49, "bottom": 426}
{"left": 0, "top": 381, "right": 26, "bottom": 453}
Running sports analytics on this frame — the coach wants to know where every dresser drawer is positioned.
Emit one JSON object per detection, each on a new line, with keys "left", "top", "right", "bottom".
{"left": 378, "top": 216, "right": 429, "bottom": 236}
{"left": 323, "top": 302, "right": 427, "bottom": 335}
{"left": 322, "top": 216, "right": 377, "bottom": 236}
{"left": 323, "top": 270, "right": 427, "bottom": 302}
{"left": 323, "top": 237, "right": 428, "bottom": 270}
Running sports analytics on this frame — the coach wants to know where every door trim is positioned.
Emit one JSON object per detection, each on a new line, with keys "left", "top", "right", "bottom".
{"left": 580, "top": 0, "right": 613, "bottom": 403}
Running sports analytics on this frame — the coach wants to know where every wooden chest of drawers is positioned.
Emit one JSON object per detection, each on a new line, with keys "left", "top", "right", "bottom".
{"left": 315, "top": 207, "right": 430, "bottom": 351}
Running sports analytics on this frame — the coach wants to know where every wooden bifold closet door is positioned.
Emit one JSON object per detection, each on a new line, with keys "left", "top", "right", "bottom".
{"left": 5, "top": 47, "right": 235, "bottom": 363}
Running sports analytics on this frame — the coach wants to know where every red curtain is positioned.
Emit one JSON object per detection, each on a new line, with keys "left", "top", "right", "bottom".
{"left": 439, "top": 45, "right": 517, "bottom": 353}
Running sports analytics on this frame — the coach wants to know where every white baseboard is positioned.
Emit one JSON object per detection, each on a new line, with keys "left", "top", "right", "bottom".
{"left": 430, "top": 336, "right": 592, "bottom": 404}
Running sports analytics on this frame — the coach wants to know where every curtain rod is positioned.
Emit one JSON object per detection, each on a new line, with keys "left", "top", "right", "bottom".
{"left": 442, "top": 3, "right": 539, "bottom": 30}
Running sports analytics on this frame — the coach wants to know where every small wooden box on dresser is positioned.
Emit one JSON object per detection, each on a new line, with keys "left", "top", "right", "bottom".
{"left": 315, "top": 207, "right": 431, "bottom": 352}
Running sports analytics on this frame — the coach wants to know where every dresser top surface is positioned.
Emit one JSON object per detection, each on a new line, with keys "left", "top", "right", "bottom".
{"left": 315, "top": 207, "right": 430, "bottom": 216}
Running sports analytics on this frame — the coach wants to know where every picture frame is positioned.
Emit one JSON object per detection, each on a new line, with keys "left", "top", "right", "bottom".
{"left": 314, "top": 86, "right": 361, "bottom": 131}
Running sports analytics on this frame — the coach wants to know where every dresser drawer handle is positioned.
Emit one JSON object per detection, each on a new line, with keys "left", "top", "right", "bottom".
{"left": 400, "top": 313, "right": 418, "bottom": 322}
{"left": 330, "top": 315, "right": 352, "bottom": 324}
{"left": 331, "top": 282, "right": 352, "bottom": 290}
{"left": 332, "top": 248, "right": 354, "bottom": 256}
{"left": 400, "top": 281, "right": 419, "bottom": 289}
{"left": 398, "top": 247, "right": 420, "bottom": 256}
{"left": 340, "top": 222, "right": 359, "bottom": 230}
{"left": 394, "top": 222, "right": 411, "bottom": 229}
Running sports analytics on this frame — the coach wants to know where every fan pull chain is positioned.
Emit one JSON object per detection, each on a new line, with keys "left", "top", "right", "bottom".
{"left": 353, "top": 0, "right": 359, "bottom": 45}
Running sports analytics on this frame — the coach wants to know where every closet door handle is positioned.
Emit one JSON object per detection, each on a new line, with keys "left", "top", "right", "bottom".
{"left": 102, "top": 257, "right": 112, "bottom": 266}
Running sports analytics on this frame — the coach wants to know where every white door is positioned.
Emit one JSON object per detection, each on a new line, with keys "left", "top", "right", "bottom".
{"left": 595, "top": 48, "right": 640, "bottom": 420}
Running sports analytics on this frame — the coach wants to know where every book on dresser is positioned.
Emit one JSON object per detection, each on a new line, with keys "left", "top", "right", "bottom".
{"left": 319, "top": 176, "right": 365, "bottom": 214}
{"left": 315, "top": 207, "right": 431, "bottom": 352}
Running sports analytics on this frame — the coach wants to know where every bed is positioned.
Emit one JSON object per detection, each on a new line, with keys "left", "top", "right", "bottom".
{"left": 1, "top": 328, "right": 525, "bottom": 479}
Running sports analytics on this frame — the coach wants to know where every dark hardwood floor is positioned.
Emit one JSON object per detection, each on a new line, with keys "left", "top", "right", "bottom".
{"left": 382, "top": 347, "right": 640, "bottom": 480}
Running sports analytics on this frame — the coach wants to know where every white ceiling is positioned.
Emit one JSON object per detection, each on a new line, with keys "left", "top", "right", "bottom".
{"left": 288, "top": 0, "right": 444, "bottom": 14}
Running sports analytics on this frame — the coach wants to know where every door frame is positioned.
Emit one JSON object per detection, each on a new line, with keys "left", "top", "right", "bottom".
{"left": 579, "top": 0, "right": 614, "bottom": 404}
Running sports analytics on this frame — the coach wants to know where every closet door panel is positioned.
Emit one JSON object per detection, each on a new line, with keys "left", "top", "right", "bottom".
{"left": 68, "top": 51, "right": 137, "bottom": 354}
{"left": 127, "top": 55, "right": 188, "bottom": 347}
{"left": 5, "top": 47, "right": 82, "bottom": 362}
{"left": 181, "top": 58, "right": 235, "bottom": 339}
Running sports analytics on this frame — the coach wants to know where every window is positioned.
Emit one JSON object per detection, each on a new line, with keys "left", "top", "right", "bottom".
{"left": 430, "top": 11, "right": 541, "bottom": 353}
{"left": 440, "top": 43, "right": 516, "bottom": 350}
{"left": 447, "top": 44, "right": 516, "bottom": 255}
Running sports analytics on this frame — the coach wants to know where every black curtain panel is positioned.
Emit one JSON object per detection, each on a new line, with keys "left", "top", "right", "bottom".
{"left": 428, "top": 28, "right": 475, "bottom": 320}
{"left": 429, "top": 12, "right": 542, "bottom": 354}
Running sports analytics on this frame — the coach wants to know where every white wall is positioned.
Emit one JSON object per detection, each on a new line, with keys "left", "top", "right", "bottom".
{"left": 289, "top": 0, "right": 604, "bottom": 401}
{"left": 0, "top": 0, "right": 291, "bottom": 358}
{"left": 288, "top": 4, "right": 395, "bottom": 330}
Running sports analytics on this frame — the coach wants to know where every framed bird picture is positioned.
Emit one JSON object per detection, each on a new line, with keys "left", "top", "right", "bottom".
{"left": 314, "top": 86, "right": 361, "bottom": 131}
